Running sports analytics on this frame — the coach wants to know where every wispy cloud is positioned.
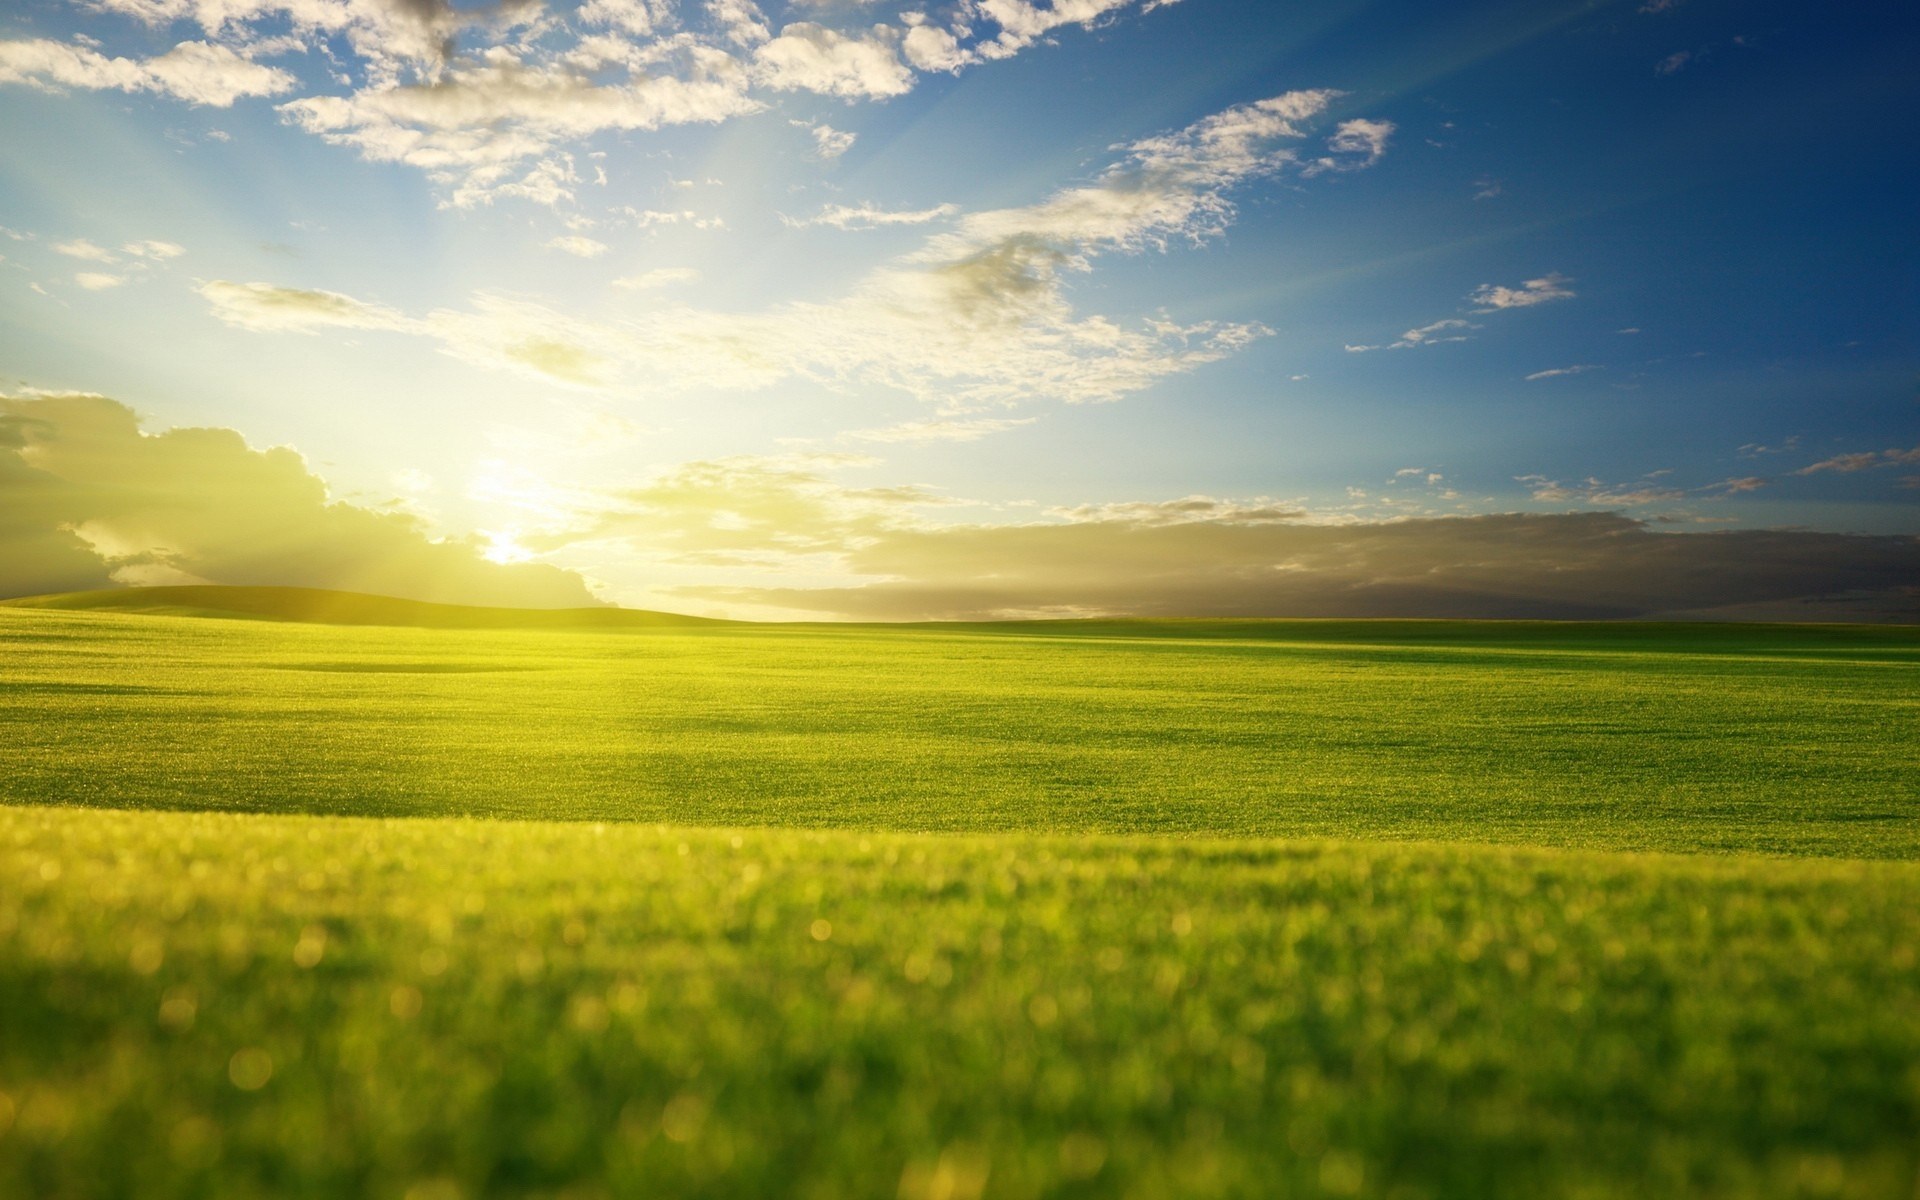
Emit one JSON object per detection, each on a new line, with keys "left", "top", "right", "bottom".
{"left": 843, "top": 417, "right": 1037, "bottom": 444}
{"left": 1793, "top": 445, "right": 1920, "bottom": 475}
{"left": 1346, "top": 317, "right": 1477, "bottom": 353}
{"left": 1469, "top": 272, "right": 1575, "bottom": 311}
{"left": 545, "top": 235, "right": 610, "bottom": 259}
{"left": 1524, "top": 364, "right": 1601, "bottom": 381}
{"left": 784, "top": 202, "right": 960, "bottom": 230}
{"left": 612, "top": 266, "right": 699, "bottom": 290}
{"left": 204, "top": 90, "right": 1389, "bottom": 406}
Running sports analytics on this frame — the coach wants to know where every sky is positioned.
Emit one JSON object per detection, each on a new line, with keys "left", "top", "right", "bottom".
{"left": 1, "top": 0, "right": 1915, "bottom": 620}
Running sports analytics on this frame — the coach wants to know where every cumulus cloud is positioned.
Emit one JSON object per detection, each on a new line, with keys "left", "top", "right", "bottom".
{"left": 29, "top": 0, "right": 1186, "bottom": 205}
{"left": 279, "top": 47, "right": 763, "bottom": 208}
{"left": 205, "top": 90, "right": 1387, "bottom": 405}
{"left": 505, "top": 454, "right": 1919, "bottom": 621}
{"left": 1470, "top": 272, "right": 1576, "bottom": 311}
{"left": 753, "top": 22, "right": 912, "bottom": 97}
{"left": 0, "top": 38, "right": 294, "bottom": 106}
{"left": 0, "top": 392, "right": 597, "bottom": 606}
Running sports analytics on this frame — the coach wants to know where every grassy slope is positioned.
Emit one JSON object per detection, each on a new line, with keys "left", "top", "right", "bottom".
{"left": 3, "top": 806, "right": 1917, "bottom": 1200}
{"left": 2, "top": 603, "right": 1918, "bottom": 1198}
{"left": 0, "top": 586, "right": 728, "bottom": 630}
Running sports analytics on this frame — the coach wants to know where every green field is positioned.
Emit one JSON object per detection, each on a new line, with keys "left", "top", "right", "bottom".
{"left": 2, "top": 593, "right": 1918, "bottom": 1197}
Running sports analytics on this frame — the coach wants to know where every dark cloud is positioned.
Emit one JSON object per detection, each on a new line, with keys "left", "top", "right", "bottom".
{"left": 0, "top": 393, "right": 598, "bottom": 607}
{"left": 671, "top": 507, "right": 1920, "bottom": 623}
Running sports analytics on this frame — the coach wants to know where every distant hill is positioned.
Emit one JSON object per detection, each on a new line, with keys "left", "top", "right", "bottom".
{"left": 0, "top": 586, "right": 731, "bottom": 630}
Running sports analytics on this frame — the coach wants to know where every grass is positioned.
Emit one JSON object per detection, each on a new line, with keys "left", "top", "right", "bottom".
{"left": 2, "top": 595, "right": 1918, "bottom": 1198}
{"left": 5, "top": 807, "right": 1918, "bottom": 1200}
{"left": 1, "top": 603, "right": 1914, "bottom": 856}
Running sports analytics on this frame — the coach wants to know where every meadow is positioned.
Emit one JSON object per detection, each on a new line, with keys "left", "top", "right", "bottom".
{"left": 1, "top": 593, "right": 1917, "bottom": 1198}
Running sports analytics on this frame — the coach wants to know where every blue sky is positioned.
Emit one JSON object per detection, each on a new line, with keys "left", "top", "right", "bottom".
{"left": 1, "top": 0, "right": 1915, "bottom": 618}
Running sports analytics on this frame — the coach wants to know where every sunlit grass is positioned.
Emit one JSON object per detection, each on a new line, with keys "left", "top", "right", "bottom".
{"left": 1, "top": 607, "right": 1916, "bottom": 1198}
{"left": 4, "top": 806, "right": 1918, "bottom": 1199}
{"left": 2, "top": 609, "right": 1915, "bottom": 856}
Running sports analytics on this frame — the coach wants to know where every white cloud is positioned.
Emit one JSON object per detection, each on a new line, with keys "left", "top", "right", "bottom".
{"left": 279, "top": 48, "right": 762, "bottom": 207}
{"left": 204, "top": 91, "right": 1387, "bottom": 405}
{"left": 54, "top": 238, "right": 119, "bottom": 263}
{"left": 33, "top": 0, "right": 1184, "bottom": 206}
{"left": 122, "top": 239, "right": 186, "bottom": 260}
{"left": 619, "top": 207, "right": 726, "bottom": 229}
{"left": 785, "top": 201, "right": 959, "bottom": 230}
{"left": 1469, "top": 272, "right": 1575, "bottom": 311}
{"left": 198, "top": 279, "right": 418, "bottom": 334}
{"left": 0, "top": 38, "right": 294, "bottom": 107}
{"left": 612, "top": 266, "right": 700, "bottom": 289}
{"left": 74, "top": 272, "right": 127, "bottom": 290}
{"left": 811, "top": 122, "right": 856, "bottom": 159}
{"left": 578, "top": 0, "right": 676, "bottom": 38}
{"left": 545, "top": 235, "right": 610, "bottom": 258}
{"left": 844, "top": 417, "right": 1036, "bottom": 443}
{"left": 1524, "top": 364, "right": 1601, "bottom": 381}
{"left": 1655, "top": 50, "right": 1692, "bottom": 75}
{"left": 753, "top": 22, "right": 912, "bottom": 98}
{"left": 1346, "top": 317, "right": 1478, "bottom": 353}
{"left": 1302, "top": 118, "right": 1393, "bottom": 175}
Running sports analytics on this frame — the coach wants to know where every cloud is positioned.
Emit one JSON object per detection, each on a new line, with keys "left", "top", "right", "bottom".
{"left": 1655, "top": 51, "right": 1693, "bottom": 75}
{"left": 122, "top": 239, "right": 186, "bottom": 260}
{"left": 785, "top": 201, "right": 959, "bottom": 230}
{"left": 753, "top": 23, "right": 912, "bottom": 98}
{"left": 1469, "top": 273, "right": 1575, "bottom": 311}
{"left": 545, "top": 234, "right": 610, "bottom": 258}
{"left": 278, "top": 46, "right": 763, "bottom": 207}
{"left": 811, "top": 122, "right": 856, "bottom": 159}
{"left": 1793, "top": 445, "right": 1920, "bottom": 476}
{"left": 0, "top": 38, "right": 294, "bottom": 106}
{"left": 843, "top": 417, "right": 1036, "bottom": 443}
{"left": 1301, "top": 118, "right": 1393, "bottom": 175}
{"left": 198, "top": 280, "right": 417, "bottom": 334}
{"left": 1518, "top": 474, "right": 1686, "bottom": 507}
{"left": 1346, "top": 317, "right": 1477, "bottom": 353}
{"left": 612, "top": 266, "right": 699, "bottom": 289}
{"left": 1524, "top": 364, "right": 1601, "bottom": 381}
{"left": 32, "top": 0, "right": 1184, "bottom": 206}
{"left": 74, "top": 272, "right": 127, "bottom": 290}
{"left": 206, "top": 90, "right": 1386, "bottom": 404}
{"left": 0, "top": 392, "right": 598, "bottom": 607}
{"left": 53, "top": 239, "right": 118, "bottom": 263}
{"left": 619, "top": 207, "right": 726, "bottom": 229}
{"left": 516, "top": 455, "right": 1917, "bottom": 621}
